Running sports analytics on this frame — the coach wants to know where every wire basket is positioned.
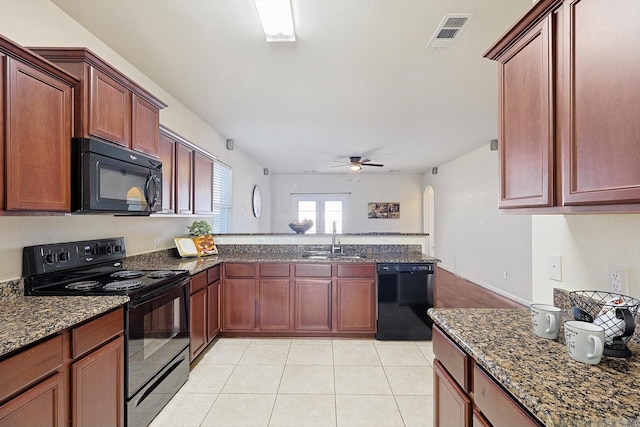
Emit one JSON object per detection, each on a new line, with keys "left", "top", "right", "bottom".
{"left": 569, "top": 291, "right": 640, "bottom": 357}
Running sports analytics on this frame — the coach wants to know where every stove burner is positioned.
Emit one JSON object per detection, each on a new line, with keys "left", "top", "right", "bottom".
{"left": 147, "top": 270, "right": 176, "bottom": 279}
{"left": 111, "top": 270, "right": 144, "bottom": 279}
{"left": 65, "top": 280, "right": 102, "bottom": 290}
{"left": 104, "top": 280, "right": 145, "bottom": 291}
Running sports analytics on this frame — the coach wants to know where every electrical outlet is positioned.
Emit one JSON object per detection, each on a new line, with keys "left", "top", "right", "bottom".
{"left": 608, "top": 265, "right": 629, "bottom": 295}
{"left": 548, "top": 255, "right": 562, "bottom": 282}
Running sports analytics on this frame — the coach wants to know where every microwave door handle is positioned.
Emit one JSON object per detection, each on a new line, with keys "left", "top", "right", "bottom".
{"left": 145, "top": 173, "right": 158, "bottom": 209}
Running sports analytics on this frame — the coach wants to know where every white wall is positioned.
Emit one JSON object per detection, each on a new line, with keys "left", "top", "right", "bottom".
{"left": 532, "top": 215, "right": 640, "bottom": 304}
{"left": 0, "top": 0, "right": 270, "bottom": 281}
{"left": 271, "top": 173, "right": 424, "bottom": 233}
{"left": 423, "top": 144, "right": 533, "bottom": 304}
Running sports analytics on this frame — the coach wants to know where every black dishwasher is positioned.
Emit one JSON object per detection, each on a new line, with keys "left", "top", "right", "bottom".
{"left": 376, "top": 263, "right": 434, "bottom": 340}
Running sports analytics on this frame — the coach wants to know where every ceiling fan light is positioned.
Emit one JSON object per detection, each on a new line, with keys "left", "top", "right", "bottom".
{"left": 350, "top": 164, "right": 362, "bottom": 171}
{"left": 254, "top": 0, "right": 296, "bottom": 42}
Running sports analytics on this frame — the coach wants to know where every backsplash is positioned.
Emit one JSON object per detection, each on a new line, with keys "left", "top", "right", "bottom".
{"left": 0, "top": 278, "right": 24, "bottom": 300}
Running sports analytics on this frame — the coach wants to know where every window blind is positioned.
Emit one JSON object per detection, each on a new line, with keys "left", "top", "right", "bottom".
{"left": 213, "top": 160, "right": 232, "bottom": 233}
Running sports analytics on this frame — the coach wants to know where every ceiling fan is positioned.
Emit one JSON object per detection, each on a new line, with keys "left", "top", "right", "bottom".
{"left": 333, "top": 156, "right": 384, "bottom": 171}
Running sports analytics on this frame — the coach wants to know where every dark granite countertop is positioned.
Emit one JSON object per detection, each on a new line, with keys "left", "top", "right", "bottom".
{"left": 0, "top": 295, "right": 129, "bottom": 358}
{"left": 428, "top": 308, "right": 640, "bottom": 427}
{"left": 124, "top": 251, "right": 439, "bottom": 276}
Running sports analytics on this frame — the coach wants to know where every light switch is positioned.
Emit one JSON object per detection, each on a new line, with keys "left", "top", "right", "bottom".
{"left": 548, "top": 255, "right": 562, "bottom": 282}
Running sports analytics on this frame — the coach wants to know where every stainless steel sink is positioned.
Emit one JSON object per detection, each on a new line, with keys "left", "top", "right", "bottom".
{"left": 300, "top": 253, "right": 366, "bottom": 260}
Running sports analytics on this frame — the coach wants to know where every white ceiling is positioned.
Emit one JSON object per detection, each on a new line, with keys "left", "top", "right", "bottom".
{"left": 50, "top": 0, "right": 531, "bottom": 174}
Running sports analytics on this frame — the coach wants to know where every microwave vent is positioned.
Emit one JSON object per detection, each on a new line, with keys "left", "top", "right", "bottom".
{"left": 427, "top": 14, "right": 474, "bottom": 50}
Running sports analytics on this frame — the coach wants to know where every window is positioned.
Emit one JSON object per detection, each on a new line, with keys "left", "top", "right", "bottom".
{"left": 212, "top": 160, "right": 232, "bottom": 233}
{"left": 293, "top": 194, "right": 347, "bottom": 234}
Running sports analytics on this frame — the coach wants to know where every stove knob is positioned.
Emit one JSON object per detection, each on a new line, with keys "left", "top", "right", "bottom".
{"left": 44, "top": 253, "right": 57, "bottom": 264}
{"left": 114, "top": 244, "right": 122, "bottom": 253}
{"left": 105, "top": 244, "right": 114, "bottom": 255}
{"left": 58, "top": 251, "right": 70, "bottom": 262}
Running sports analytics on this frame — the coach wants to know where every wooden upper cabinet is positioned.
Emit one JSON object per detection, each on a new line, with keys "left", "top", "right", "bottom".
{"left": 89, "top": 68, "right": 131, "bottom": 147}
{"left": 0, "top": 54, "right": 5, "bottom": 211}
{"left": 175, "top": 142, "right": 193, "bottom": 214}
{"left": 29, "top": 48, "right": 167, "bottom": 157}
{"left": 561, "top": 0, "right": 640, "bottom": 205}
{"left": 5, "top": 56, "right": 74, "bottom": 212}
{"left": 132, "top": 94, "right": 160, "bottom": 156}
{"left": 497, "top": 17, "right": 553, "bottom": 209}
{"left": 193, "top": 151, "right": 214, "bottom": 215}
{"left": 157, "top": 132, "right": 176, "bottom": 213}
{"left": 486, "top": 0, "right": 640, "bottom": 212}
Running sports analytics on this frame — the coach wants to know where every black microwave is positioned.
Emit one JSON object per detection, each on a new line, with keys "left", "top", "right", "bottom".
{"left": 72, "top": 138, "right": 162, "bottom": 215}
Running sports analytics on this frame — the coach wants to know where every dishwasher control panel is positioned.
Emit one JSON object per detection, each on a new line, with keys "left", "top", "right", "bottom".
{"left": 377, "top": 263, "right": 434, "bottom": 273}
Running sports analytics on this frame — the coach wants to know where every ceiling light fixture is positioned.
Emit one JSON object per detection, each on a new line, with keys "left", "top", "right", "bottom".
{"left": 254, "top": 0, "right": 296, "bottom": 42}
{"left": 350, "top": 164, "right": 362, "bottom": 172}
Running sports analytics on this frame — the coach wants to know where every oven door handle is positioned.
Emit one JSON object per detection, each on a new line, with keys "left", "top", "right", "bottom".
{"left": 129, "top": 277, "right": 189, "bottom": 308}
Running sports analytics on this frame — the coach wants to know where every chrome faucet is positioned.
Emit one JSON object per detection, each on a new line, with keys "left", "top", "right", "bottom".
{"left": 331, "top": 221, "right": 341, "bottom": 255}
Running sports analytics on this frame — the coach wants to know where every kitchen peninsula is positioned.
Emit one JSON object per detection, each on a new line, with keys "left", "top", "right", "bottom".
{"left": 429, "top": 307, "right": 640, "bottom": 426}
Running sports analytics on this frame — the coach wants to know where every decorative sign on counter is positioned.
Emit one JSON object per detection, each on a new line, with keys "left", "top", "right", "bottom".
{"left": 368, "top": 202, "right": 400, "bottom": 219}
{"left": 174, "top": 235, "right": 218, "bottom": 257}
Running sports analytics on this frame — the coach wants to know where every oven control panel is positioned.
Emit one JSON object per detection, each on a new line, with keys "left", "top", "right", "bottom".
{"left": 23, "top": 237, "right": 126, "bottom": 275}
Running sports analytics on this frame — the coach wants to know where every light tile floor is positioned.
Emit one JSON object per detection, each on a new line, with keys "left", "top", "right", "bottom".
{"left": 150, "top": 338, "right": 435, "bottom": 427}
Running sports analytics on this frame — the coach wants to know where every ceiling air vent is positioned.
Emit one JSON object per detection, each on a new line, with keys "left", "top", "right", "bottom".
{"left": 427, "top": 14, "right": 474, "bottom": 50}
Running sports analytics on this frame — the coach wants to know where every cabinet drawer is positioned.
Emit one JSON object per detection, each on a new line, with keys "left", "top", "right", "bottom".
{"left": 207, "top": 265, "right": 221, "bottom": 283}
{"left": 433, "top": 326, "right": 470, "bottom": 392}
{"left": 295, "top": 263, "right": 332, "bottom": 277}
{"left": 225, "top": 263, "right": 256, "bottom": 278}
{"left": 72, "top": 308, "right": 124, "bottom": 359}
{"left": 473, "top": 364, "right": 540, "bottom": 427}
{"left": 259, "top": 263, "right": 290, "bottom": 277}
{"left": 337, "top": 263, "right": 375, "bottom": 278}
{"left": 0, "top": 335, "right": 63, "bottom": 402}
{"left": 191, "top": 271, "right": 207, "bottom": 294}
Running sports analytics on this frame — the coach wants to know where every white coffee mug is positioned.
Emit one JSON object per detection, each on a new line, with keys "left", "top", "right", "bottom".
{"left": 530, "top": 303, "right": 562, "bottom": 339}
{"left": 564, "top": 320, "right": 605, "bottom": 365}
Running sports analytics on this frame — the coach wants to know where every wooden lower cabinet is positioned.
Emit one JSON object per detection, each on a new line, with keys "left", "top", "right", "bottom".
{"left": 207, "top": 280, "right": 220, "bottom": 341}
{"left": 433, "top": 360, "right": 471, "bottom": 427}
{"left": 189, "top": 287, "right": 207, "bottom": 361}
{"left": 223, "top": 278, "right": 257, "bottom": 331}
{"left": 71, "top": 336, "right": 124, "bottom": 427}
{"left": 221, "top": 262, "right": 376, "bottom": 336}
{"left": 0, "top": 308, "right": 125, "bottom": 427}
{"left": 433, "top": 326, "right": 541, "bottom": 427}
{"left": 294, "top": 279, "right": 332, "bottom": 332}
{"left": 0, "top": 372, "right": 65, "bottom": 427}
{"left": 336, "top": 278, "right": 375, "bottom": 332}
{"left": 259, "top": 279, "right": 291, "bottom": 331}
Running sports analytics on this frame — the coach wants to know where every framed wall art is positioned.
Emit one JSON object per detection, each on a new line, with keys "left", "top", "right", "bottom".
{"left": 368, "top": 202, "right": 400, "bottom": 219}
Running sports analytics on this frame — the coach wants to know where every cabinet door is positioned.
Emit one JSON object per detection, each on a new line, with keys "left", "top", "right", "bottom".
{"left": 89, "top": 67, "right": 131, "bottom": 147}
{"left": 561, "top": 0, "right": 640, "bottom": 205}
{"left": 259, "top": 279, "right": 291, "bottom": 331}
{"left": 193, "top": 151, "right": 214, "bottom": 215}
{"left": 5, "top": 57, "right": 72, "bottom": 211}
{"left": 131, "top": 94, "right": 159, "bottom": 156}
{"left": 207, "top": 281, "right": 220, "bottom": 341}
{"left": 336, "top": 278, "right": 375, "bottom": 332}
{"left": 72, "top": 336, "right": 125, "bottom": 427}
{"left": 433, "top": 360, "right": 471, "bottom": 427}
{"left": 0, "top": 54, "right": 4, "bottom": 210}
{"left": 190, "top": 287, "right": 207, "bottom": 361}
{"left": 0, "top": 372, "right": 65, "bottom": 427}
{"left": 223, "top": 279, "right": 257, "bottom": 331}
{"left": 175, "top": 142, "right": 193, "bottom": 214}
{"left": 157, "top": 133, "right": 176, "bottom": 213}
{"left": 498, "top": 17, "right": 554, "bottom": 208}
{"left": 294, "top": 279, "right": 332, "bottom": 332}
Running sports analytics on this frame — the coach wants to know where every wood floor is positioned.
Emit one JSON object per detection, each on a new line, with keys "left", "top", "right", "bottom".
{"left": 435, "top": 267, "right": 525, "bottom": 309}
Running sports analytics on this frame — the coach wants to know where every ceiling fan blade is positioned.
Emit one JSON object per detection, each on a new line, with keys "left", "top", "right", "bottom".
{"left": 361, "top": 163, "right": 384, "bottom": 167}
{"left": 360, "top": 158, "right": 371, "bottom": 164}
